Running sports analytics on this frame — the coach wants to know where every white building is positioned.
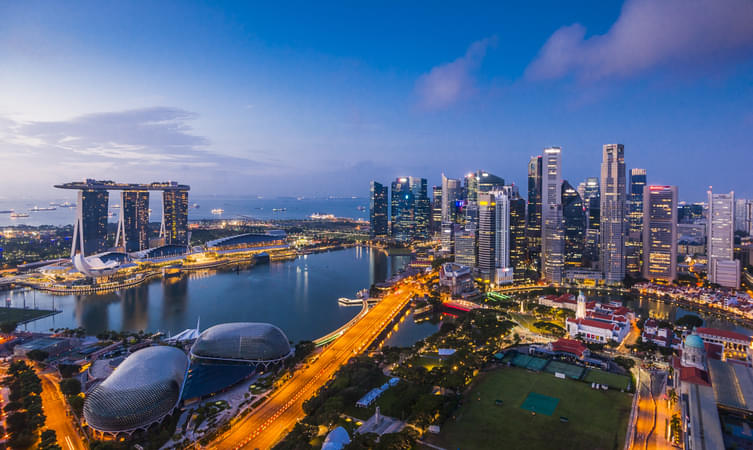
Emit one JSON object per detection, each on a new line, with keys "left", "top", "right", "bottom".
{"left": 477, "top": 190, "right": 512, "bottom": 282}
{"left": 707, "top": 189, "right": 739, "bottom": 288}
{"left": 564, "top": 293, "right": 632, "bottom": 344}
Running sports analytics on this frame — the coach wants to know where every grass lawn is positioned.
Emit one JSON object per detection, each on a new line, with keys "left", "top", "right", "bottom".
{"left": 433, "top": 367, "right": 632, "bottom": 450}
{"left": 583, "top": 369, "right": 632, "bottom": 391}
{"left": 0, "top": 307, "right": 56, "bottom": 324}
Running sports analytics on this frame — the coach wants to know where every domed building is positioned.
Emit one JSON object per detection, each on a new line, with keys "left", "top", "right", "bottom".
{"left": 681, "top": 334, "right": 706, "bottom": 371}
{"left": 190, "top": 322, "right": 293, "bottom": 365}
{"left": 83, "top": 346, "right": 189, "bottom": 436}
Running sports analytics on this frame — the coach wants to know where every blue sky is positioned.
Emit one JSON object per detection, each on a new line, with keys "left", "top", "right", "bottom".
{"left": 1, "top": 0, "right": 752, "bottom": 201}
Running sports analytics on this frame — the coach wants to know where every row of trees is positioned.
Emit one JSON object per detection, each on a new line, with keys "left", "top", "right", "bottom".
{"left": 2, "top": 360, "right": 60, "bottom": 449}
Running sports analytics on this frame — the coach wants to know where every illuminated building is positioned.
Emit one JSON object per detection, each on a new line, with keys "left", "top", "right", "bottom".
{"left": 584, "top": 176, "right": 600, "bottom": 266}
{"left": 642, "top": 185, "right": 677, "bottom": 281}
{"left": 527, "top": 156, "right": 543, "bottom": 271}
{"left": 454, "top": 228, "right": 476, "bottom": 268}
{"left": 390, "top": 177, "right": 429, "bottom": 241}
{"left": 508, "top": 190, "right": 527, "bottom": 280}
{"left": 431, "top": 185, "right": 442, "bottom": 234}
{"left": 161, "top": 188, "right": 189, "bottom": 247}
{"left": 477, "top": 190, "right": 512, "bottom": 283}
{"left": 72, "top": 188, "right": 109, "bottom": 257}
{"left": 707, "top": 189, "right": 739, "bottom": 288}
{"left": 441, "top": 174, "right": 462, "bottom": 224}
{"left": 369, "top": 181, "right": 388, "bottom": 238}
{"left": 116, "top": 190, "right": 150, "bottom": 252}
{"left": 541, "top": 147, "right": 564, "bottom": 283}
{"left": 561, "top": 180, "right": 586, "bottom": 268}
{"left": 626, "top": 168, "right": 646, "bottom": 275}
{"left": 600, "top": 144, "right": 626, "bottom": 283}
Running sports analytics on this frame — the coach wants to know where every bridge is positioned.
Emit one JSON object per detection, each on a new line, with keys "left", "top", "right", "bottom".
{"left": 312, "top": 298, "right": 370, "bottom": 347}
{"left": 442, "top": 299, "right": 489, "bottom": 312}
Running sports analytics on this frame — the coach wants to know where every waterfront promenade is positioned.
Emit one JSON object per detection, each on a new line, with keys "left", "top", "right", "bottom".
{"left": 209, "top": 278, "right": 424, "bottom": 449}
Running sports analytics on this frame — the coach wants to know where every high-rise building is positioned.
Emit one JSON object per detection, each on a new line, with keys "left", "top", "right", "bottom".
{"left": 541, "top": 147, "right": 564, "bottom": 283}
{"left": 747, "top": 202, "right": 753, "bottom": 236}
{"left": 584, "top": 177, "right": 600, "bottom": 266}
{"left": 369, "top": 181, "right": 388, "bottom": 238}
{"left": 441, "top": 175, "right": 462, "bottom": 224}
{"left": 72, "top": 189, "right": 109, "bottom": 257}
{"left": 735, "top": 198, "right": 750, "bottom": 233}
{"left": 678, "top": 203, "right": 704, "bottom": 224}
{"left": 116, "top": 190, "right": 150, "bottom": 252}
{"left": 161, "top": 189, "right": 189, "bottom": 247}
{"left": 562, "top": 180, "right": 586, "bottom": 268}
{"left": 454, "top": 228, "right": 477, "bottom": 268}
{"left": 463, "top": 170, "right": 504, "bottom": 231}
{"left": 509, "top": 189, "right": 527, "bottom": 280}
{"left": 642, "top": 185, "right": 678, "bottom": 281}
{"left": 600, "top": 144, "right": 626, "bottom": 283}
{"left": 440, "top": 223, "right": 457, "bottom": 253}
{"left": 431, "top": 185, "right": 442, "bottom": 234}
{"left": 707, "top": 189, "right": 739, "bottom": 288}
{"left": 626, "top": 169, "right": 647, "bottom": 275}
{"left": 527, "top": 156, "right": 543, "bottom": 270}
{"left": 477, "top": 190, "right": 512, "bottom": 283}
{"left": 390, "top": 177, "right": 429, "bottom": 241}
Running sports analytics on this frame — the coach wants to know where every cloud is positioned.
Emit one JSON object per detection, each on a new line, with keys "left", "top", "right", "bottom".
{"left": 526, "top": 0, "right": 753, "bottom": 81}
{"left": 415, "top": 36, "right": 497, "bottom": 110}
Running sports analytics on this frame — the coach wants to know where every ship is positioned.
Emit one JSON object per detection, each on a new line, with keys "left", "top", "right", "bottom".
{"left": 310, "top": 213, "right": 336, "bottom": 220}
{"left": 111, "top": 204, "right": 120, "bottom": 209}
{"left": 0, "top": 210, "right": 13, "bottom": 214}
{"left": 30, "top": 206, "right": 56, "bottom": 211}
{"left": 272, "top": 208, "right": 287, "bottom": 212}
{"left": 211, "top": 208, "right": 224, "bottom": 215}
{"left": 60, "top": 201, "right": 75, "bottom": 208}
{"left": 357, "top": 205, "right": 366, "bottom": 211}
{"left": 10, "top": 212, "right": 29, "bottom": 218}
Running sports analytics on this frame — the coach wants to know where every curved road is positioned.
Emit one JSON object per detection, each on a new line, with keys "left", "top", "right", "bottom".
{"left": 210, "top": 280, "right": 422, "bottom": 449}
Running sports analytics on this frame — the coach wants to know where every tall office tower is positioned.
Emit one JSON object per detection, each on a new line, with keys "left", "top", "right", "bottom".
{"left": 527, "top": 155, "right": 543, "bottom": 270}
{"left": 71, "top": 189, "right": 109, "bottom": 257}
{"left": 541, "top": 147, "right": 564, "bottom": 283}
{"left": 476, "top": 171, "right": 505, "bottom": 193}
{"left": 161, "top": 189, "right": 189, "bottom": 246}
{"left": 463, "top": 170, "right": 504, "bottom": 229}
{"left": 440, "top": 223, "right": 457, "bottom": 253}
{"left": 454, "top": 228, "right": 477, "bottom": 268}
{"left": 735, "top": 198, "right": 750, "bottom": 233}
{"left": 441, "top": 175, "right": 462, "bottom": 224}
{"left": 477, "top": 191, "right": 511, "bottom": 282}
{"left": 642, "top": 185, "right": 678, "bottom": 281}
{"left": 600, "top": 144, "right": 626, "bottom": 284}
{"left": 562, "top": 180, "right": 586, "bottom": 268}
{"left": 464, "top": 172, "right": 479, "bottom": 206}
{"left": 390, "top": 177, "right": 414, "bottom": 241}
{"left": 747, "top": 201, "right": 753, "bottom": 236}
{"left": 583, "top": 177, "right": 600, "bottom": 265}
{"left": 678, "top": 203, "right": 705, "bottom": 224}
{"left": 431, "top": 185, "right": 442, "bottom": 234}
{"left": 116, "top": 190, "right": 150, "bottom": 252}
{"left": 509, "top": 190, "right": 527, "bottom": 280}
{"left": 369, "top": 181, "right": 389, "bottom": 238}
{"left": 707, "top": 189, "right": 740, "bottom": 288}
{"left": 626, "top": 168, "right": 647, "bottom": 275}
{"left": 411, "top": 177, "right": 431, "bottom": 240}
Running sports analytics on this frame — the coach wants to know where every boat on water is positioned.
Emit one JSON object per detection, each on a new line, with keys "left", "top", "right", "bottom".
{"left": 338, "top": 288, "right": 373, "bottom": 306}
{"left": 310, "top": 213, "right": 336, "bottom": 220}
{"left": 272, "top": 208, "right": 287, "bottom": 212}
{"left": 0, "top": 210, "right": 13, "bottom": 214}
{"left": 111, "top": 204, "right": 120, "bottom": 209}
{"left": 357, "top": 205, "right": 366, "bottom": 211}
{"left": 192, "top": 203, "right": 200, "bottom": 209}
{"left": 30, "top": 206, "right": 56, "bottom": 211}
{"left": 10, "top": 212, "right": 30, "bottom": 218}
{"left": 60, "top": 202, "right": 75, "bottom": 208}
{"left": 211, "top": 208, "right": 224, "bottom": 215}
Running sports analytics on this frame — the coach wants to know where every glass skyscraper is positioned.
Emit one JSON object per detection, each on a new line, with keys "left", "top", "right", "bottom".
{"left": 73, "top": 189, "right": 109, "bottom": 256}
{"left": 161, "top": 189, "right": 189, "bottom": 246}
{"left": 527, "top": 155, "right": 543, "bottom": 271}
{"left": 541, "top": 147, "right": 564, "bottom": 283}
{"left": 642, "top": 185, "right": 677, "bottom": 281}
{"left": 626, "top": 168, "right": 647, "bottom": 275}
{"left": 117, "top": 190, "right": 150, "bottom": 252}
{"left": 562, "top": 180, "right": 586, "bottom": 268}
{"left": 369, "top": 181, "right": 388, "bottom": 238}
{"left": 600, "top": 144, "right": 626, "bottom": 283}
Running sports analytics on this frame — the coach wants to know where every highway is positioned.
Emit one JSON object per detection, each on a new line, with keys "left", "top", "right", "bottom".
{"left": 39, "top": 371, "right": 86, "bottom": 450}
{"left": 631, "top": 369, "right": 672, "bottom": 450}
{"left": 210, "top": 279, "right": 422, "bottom": 449}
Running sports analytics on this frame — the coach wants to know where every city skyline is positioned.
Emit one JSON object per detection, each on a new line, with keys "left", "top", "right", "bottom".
{"left": 2, "top": 1, "right": 753, "bottom": 200}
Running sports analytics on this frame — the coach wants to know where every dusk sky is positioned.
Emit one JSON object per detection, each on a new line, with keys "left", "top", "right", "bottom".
{"left": 1, "top": 0, "right": 752, "bottom": 201}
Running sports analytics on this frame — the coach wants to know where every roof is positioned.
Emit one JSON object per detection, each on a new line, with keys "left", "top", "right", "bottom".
{"left": 83, "top": 346, "right": 189, "bottom": 432}
{"left": 191, "top": 322, "right": 293, "bottom": 363}
{"left": 550, "top": 338, "right": 587, "bottom": 358}
{"left": 696, "top": 327, "right": 752, "bottom": 343}
{"left": 680, "top": 366, "right": 711, "bottom": 386}
{"left": 571, "top": 318, "right": 619, "bottom": 331}
{"left": 684, "top": 334, "right": 705, "bottom": 349}
{"left": 322, "top": 426, "right": 351, "bottom": 450}
{"left": 206, "top": 233, "right": 284, "bottom": 249}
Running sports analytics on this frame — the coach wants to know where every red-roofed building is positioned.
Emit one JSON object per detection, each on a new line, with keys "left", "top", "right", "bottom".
{"left": 548, "top": 338, "right": 589, "bottom": 359}
{"left": 695, "top": 327, "right": 753, "bottom": 364}
{"left": 566, "top": 317, "right": 628, "bottom": 343}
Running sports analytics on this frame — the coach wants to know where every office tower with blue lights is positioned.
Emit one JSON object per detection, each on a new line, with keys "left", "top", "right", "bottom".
{"left": 390, "top": 176, "right": 429, "bottom": 241}
{"left": 600, "top": 144, "right": 626, "bottom": 283}
{"left": 642, "top": 185, "right": 678, "bottom": 281}
{"left": 369, "top": 181, "right": 389, "bottom": 238}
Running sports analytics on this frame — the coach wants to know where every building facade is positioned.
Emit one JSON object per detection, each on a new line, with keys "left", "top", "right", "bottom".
{"left": 626, "top": 168, "right": 647, "bottom": 275}
{"left": 116, "top": 190, "right": 150, "bottom": 252}
{"left": 541, "top": 147, "right": 564, "bottom": 283}
{"left": 562, "top": 180, "right": 586, "bottom": 268}
{"left": 600, "top": 144, "right": 626, "bottom": 283}
{"left": 477, "top": 190, "right": 511, "bottom": 283}
{"left": 642, "top": 185, "right": 678, "bottom": 281}
{"left": 707, "top": 189, "right": 739, "bottom": 288}
{"left": 527, "top": 156, "right": 543, "bottom": 271}
{"left": 369, "top": 181, "right": 389, "bottom": 238}
{"left": 161, "top": 189, "right": 189, "bottom": 247}
{"left": 72, "top": 189, "right": 109, "bottom": 257}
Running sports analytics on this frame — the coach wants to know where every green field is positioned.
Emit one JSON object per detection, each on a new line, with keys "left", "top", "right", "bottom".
{"left": 433, "top": 367, "right": 632, "bottom": 450}
{"left": 583, "top": 369, "right": 632, "bottom": 391}
{"left": 0, "top": 307, "right": 56, "bottom": 325}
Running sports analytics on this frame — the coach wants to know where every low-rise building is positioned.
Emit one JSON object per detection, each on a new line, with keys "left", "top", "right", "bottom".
{"left": 641, "top": 319, "right": 681, "bottom": 349}
{"left": 695, "top": 327, "right": 753, "bottom": 364}
{"left": 439, "top": 263, "right": 475, "bottom": 297}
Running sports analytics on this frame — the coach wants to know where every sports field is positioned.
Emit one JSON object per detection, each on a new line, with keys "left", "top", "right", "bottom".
{"left": 433, "top": 367, "right": 632, "bottom": 450}
{"left": 583, "top": 369, "right": 632, "bottom": 391}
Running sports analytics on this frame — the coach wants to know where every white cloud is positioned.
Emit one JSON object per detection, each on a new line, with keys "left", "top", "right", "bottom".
{"left": 415, "top": 36, "right": 497, "bottom": 110}
{"left": 526, "top": 0, "right": 753, "bottom": 81}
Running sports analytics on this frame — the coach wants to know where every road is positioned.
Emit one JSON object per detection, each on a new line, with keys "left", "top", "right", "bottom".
{"left": 39, "top": 372, "right": 86, "bottom": 450}
{"left": 210, "top": 280, "right": 422, "bottom": 449}
{"left": 631, "top": 369, "right": 672, "bottom": 450}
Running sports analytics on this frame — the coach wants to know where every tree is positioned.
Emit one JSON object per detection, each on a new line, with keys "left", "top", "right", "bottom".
{"left": 676, "top": 314, "right": 703, "bottom": 329}
{"left": 39, "top": 429, "right": 62, "bottom": 450}
{"left": 60, "top": 378, "right": 82, "bottom": 396}
{"left": 0, "top": 321, "right": 17, "bottom": 334}
{"left": 26, "top": 349, "right": 49, "bottom": 362}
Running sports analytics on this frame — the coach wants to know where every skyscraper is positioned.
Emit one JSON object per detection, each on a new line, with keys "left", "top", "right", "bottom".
{"left": 600, "top": 144, "right": 626, "bottom": 283}
{"left": 161, "top": 189, "right": 189, "bottom": 247}
{"left": 477, "top": 190, "right": 511, "bottom": 283}
{"left": 642, "top": 185, "right": 678, "bottom": 281}
{"left": 72, "top": 189, "right": 109, "bottom": 257}
{"left": 626, "top": 169, "right": 647, "bottom": 275}
{"left": 369, "top": 181, "right": 388, "bottom": 238}
{"left": 390, "top": 177, "right": 429, "bottom": 241}
{"left": 431, "top": 185, "right": 442, "bottom": 234}
{"left": 454, "top": 228, "right": 477, "bottom": 268}
{"left": 527, "top": 156, "right": 543, "bottom": 270}
{"left": 707, "top": 189, "right": 739, "bottom": 288}
{"left": 562, "top": 180, "right": 586, "bottom": 268}
{"left": 441, "top": 175, "right": 462, "bottom": 224}
{"left": 116, "top": 190, "right": 150, "bottom": 252}
{"left": 735, "top": 198, "right": 750, "bottom": 233}
{"left": 541, "top": 147, "right": 564, "bottom": 283}
{"left": 509, "top": 188, "right": 527, "bottom": 281}
{"left": 584, "top": 177, "right": 600, "bottom": 266}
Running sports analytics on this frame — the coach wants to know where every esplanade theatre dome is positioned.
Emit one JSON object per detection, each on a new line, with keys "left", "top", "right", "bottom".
{"left": 190, "top": 322, "right": 293, "bottom": 364}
